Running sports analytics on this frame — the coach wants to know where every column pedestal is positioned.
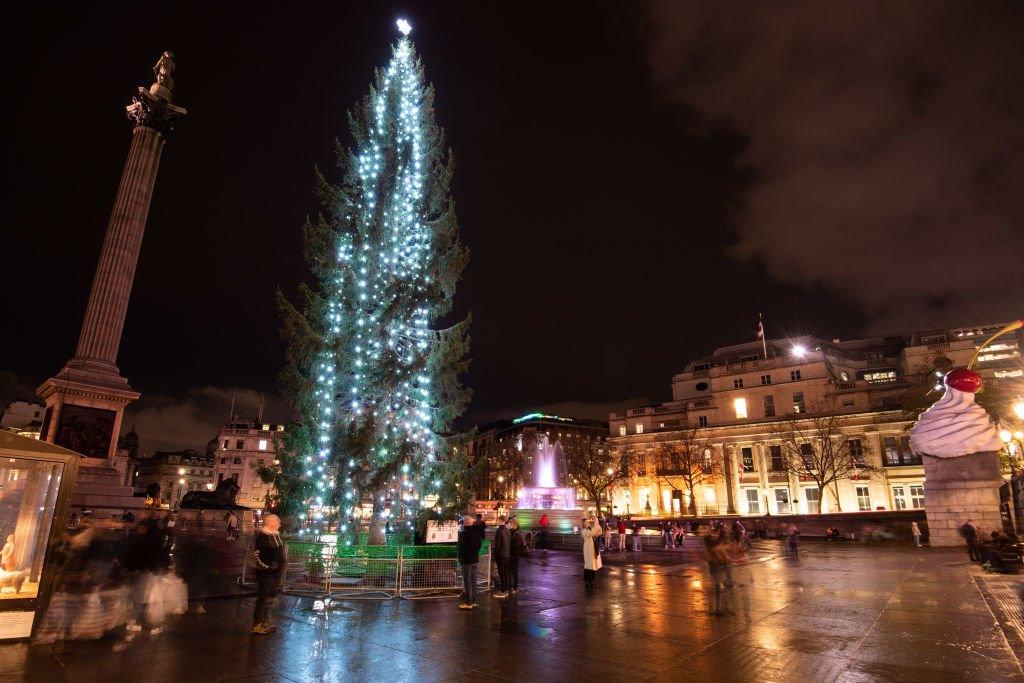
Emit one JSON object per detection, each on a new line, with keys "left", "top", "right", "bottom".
{"left": 921, "top": 452, "right": 1003, "bottom": 546}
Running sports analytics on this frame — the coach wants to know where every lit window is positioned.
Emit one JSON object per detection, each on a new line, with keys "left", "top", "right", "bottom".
{"left": 892, "top": 486, "right": 907, "bottom": 510}
{"left": 618, "top": 426, "right": 627, "bottom": 437}
{"left": 745, "top": 489, "right": 760, "bottom": 514}
{"left": 733, "top": 397, "right": 748, "bottom": 419}
{"left": 258, "top": 439, "right": 268, "bottom": 451}
{"left": 909, "top": 485, "right": 925, "bottom": 509}
{"left": 635, "top": 424, "right": 644, "bottom": 434}
{"left": 856, "top": 485, "right": 871, "bottom": 511}
{"left": 741, "top": 447, "right": 754, "bottom": 472}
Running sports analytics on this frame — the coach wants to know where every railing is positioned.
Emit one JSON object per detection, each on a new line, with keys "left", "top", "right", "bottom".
{"left": 240, "top": 540, "right": 491, "bottom": 600}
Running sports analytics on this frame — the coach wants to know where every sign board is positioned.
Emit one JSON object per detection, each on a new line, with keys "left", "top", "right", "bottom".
{"left": 0, "top": 611, "right": 34, "bottom": 640}
{"left": 425, "top": 520, "right": 458, "bottom": 544}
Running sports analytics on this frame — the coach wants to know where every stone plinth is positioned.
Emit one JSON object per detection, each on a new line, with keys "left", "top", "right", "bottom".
{"left": 921, "top": 452, "right": 1003, "bottom": 546}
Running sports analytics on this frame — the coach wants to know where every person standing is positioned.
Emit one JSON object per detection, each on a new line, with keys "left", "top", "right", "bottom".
{"left": 617, "top": 518, "right": 627, "bottom": 551}
{"left": 492, "top": 516, "right": 511, "bottom": 599}
{"left": 508, "top": 518, "right": 528, "bottom": 594}
{"left": 959, "top": 520, "right": 980, "bottom": 561}
{"left": 538, "top": 513, "right": 549, "bottom": 551}
{"left": 603, "top": 518, "right": 613, "bottom": 551}
{"left": 632, "top": 523, "right": 643, "bottom": 552}
{"left": 581, "top": 515, "right": 602, "bottom": 589}
{"left": 226, "top": 511, "right": 239, "bottom": 541}
{"left": 911, "top": 521, "right": 922, "bottom": 548}
{"left": 787, "top": 524, "right": 800, "bottom": 557}
{"left": 251, "top": 514, "right": 286, "bottom": 635}
{"left": 457, "top": 515, "right": 483, "bottom": 610}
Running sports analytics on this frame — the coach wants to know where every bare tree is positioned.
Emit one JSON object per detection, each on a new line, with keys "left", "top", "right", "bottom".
{"left": 652, "top": 425, "right": 719, "bottom": 517}
{"left": 770, "top": 399, "right": 877, "bottom": 512}
{"left": 563, "top": 436, "right": 631, "bottom": 515}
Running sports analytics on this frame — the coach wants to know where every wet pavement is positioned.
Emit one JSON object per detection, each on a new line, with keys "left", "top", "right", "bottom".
{"left": 5, "top": 540, "right": 1023, "bottom": 682}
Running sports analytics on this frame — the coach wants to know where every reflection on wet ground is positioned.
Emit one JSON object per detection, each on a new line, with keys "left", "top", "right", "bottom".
{"left": 5, "top": 540, "right": 1023, "bottom": 681}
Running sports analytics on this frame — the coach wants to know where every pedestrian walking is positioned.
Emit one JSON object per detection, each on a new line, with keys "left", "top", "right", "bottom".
{"left": 538, "top": 513, "right": 549, "bottom": 551}
{"left": 603, "top": 519, "right": 612, "bottom": 550}
{"left": 959, "top": 520, "right": 980, "bottom": 561}
{"left": 703, "top": 524, "right": 732, "bottom": 615}
{"left": 632, "top": 523, "right": 643, "bottom": 552}
{"left": 617, "top": 518, "right": 627, "bottom": 551}
{"left": 581, "top": 515, "right": 602, "bottom": 589}
{"left": 911, "top": 521, "right": 922, "bottom": 547}
{"left": 509, "top": 518, "right": 529, "bottom": 594}
{"left": 787, "top": 524, "right": 800, "bottom": 557}
{"left": 491, "top": 516, "right": 511, "bottom": 599}
{"left": 225, "top": 511, "right": 239, "bottom": 541}
{"left": 251, "top": 514, "right": 286, "bottom": 635}
{"left": 457, "top": 515, "right": 483, "bottom": 610}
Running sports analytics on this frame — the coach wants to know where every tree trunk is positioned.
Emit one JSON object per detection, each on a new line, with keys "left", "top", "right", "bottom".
{"left": 831, "top": 482, "right": 842, "bottom": 512}
{"left": 688, "top": 487, "right": 697, "bottom": 517}
{"left": 367, "top": 489, "right": 387, "bottom": 545}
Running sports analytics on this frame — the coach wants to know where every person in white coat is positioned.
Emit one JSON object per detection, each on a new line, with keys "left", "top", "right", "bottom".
{"left": 581, "top": 515, "right": 602, "bottom": 590}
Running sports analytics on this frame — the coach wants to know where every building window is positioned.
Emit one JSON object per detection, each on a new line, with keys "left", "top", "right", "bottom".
{"left": 892, "top": 486, "right": 907, "bottom": 510}
{"left": 763, "top": 395, "right": 775, "bottom": 417}
{"left": 695, "top": 381, "right": 709, "bottom": 392}
{"left": 697, "top": 416, "right": 708, "bottom": 428}
{"left": 236, "top": 440, "right": 244, "bottom": 449}
{"left": 804, "top": 487, "right": 821, "bottom": 514}
{"left": 741, "top": 447, "right": 754, "bottom": 472}
{"left": 790, "top": 370, "right": 801, "bottom": 381}
{"left": 761, "top": 374, "right": 772, "bottom": 385}
{"left": 842, "top": 398, "right": 855, "bottom": 408}
{"left": 884, "top": 437, "right": 920, "bottom": 466}
{"left": 769, "top": 445, "right": 784, "bottom": 471}
{"left": 733, "top": 397, "right": 748, "bottom": 419}
{"left": 774, "top": 488, "right": 791, "bottom": 514}
{"left": 222, "top": 440, "right": 229, "bottom": 450}
{"left": 618, "top": 426, "right": 627, "bottom": 437}
{"left": 220, "top": 458, "right": 228, "bottom": 465}
{"left": 793, "top": 392, "right": 805, "bottom": 413}
{"left": 909, "top": 484, "right": 925, "bottom": 509}
{"left": 733, "top": 378, "right": 744, "bottom": 389}
{"left": 849, "top": 439, "right": 865, "bottom": 466}
{"left": 856, "top": 485, "right": 871, "bottom": 511}
{"left": 258, "top": 439, "right": 268, "bottom": 451}
{"left": 257, "top": 459, "right": 265, "bottom": 467}
{"left": 702, "top": 448, "right": 713, "bottom": 472}
{"left": 745, "top": 489, "right": 760, "bottom": 515}
{"left": 799, "top": 443, "right": 814, "bottom": 468}
{"left": 635, "top": 423, "right": 644, "bottom": 434}
{"left": 233, "top": 457, "right": 241, "bottom": 465}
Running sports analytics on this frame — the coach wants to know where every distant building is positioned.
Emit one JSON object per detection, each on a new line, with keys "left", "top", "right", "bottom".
{"left": 132, "top": 449, "right": 215, "bottom": 508}
{"left": 608, "top": 323, "right": 1022, "bottom": 518}
{"left": 211, "top": 418, "right": 285, "bottom": 509}
{"left": 466, "top": 412, "right": 609, "bottom": 504}
{"left": 0, "top": 399, "right": 46, "bottom": 439}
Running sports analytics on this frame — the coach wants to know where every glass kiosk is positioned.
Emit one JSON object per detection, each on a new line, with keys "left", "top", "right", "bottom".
{"left": 0, "top": 431, "right": 78, "bottom": 640}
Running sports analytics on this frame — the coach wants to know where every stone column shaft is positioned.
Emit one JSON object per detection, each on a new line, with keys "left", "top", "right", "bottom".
{"left": 73, "top": 126, "right": 165, "bottom": 369}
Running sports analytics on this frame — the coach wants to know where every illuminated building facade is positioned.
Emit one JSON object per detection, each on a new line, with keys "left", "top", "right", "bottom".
{"left": 212, "top": 418, "right": 285, "bottom": 509}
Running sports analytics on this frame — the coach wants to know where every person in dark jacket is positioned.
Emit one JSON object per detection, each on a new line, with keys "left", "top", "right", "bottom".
{"left": 457, "top": 516, "right": 483, "bottom": 609}
{"left": 508, "top": 518, "right": 529, "bottom": 594}
{"left": 251, "top": 514, "right": 286, "bottom": 634}
{"left": 491, "top": 516, "right": 511, "bottom": 599}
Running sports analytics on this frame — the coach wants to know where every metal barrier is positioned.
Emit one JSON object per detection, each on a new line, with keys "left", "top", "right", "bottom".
{"left": 240, "top": 540, "right": 490, "bottom": 601}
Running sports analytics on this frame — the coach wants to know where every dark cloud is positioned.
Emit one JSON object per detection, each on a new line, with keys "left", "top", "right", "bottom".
{"left": 645, "top": 1, "right": 1024, "bottom": 329}
{"left": 122, "top": 387, "right": 291, "bottom": 455}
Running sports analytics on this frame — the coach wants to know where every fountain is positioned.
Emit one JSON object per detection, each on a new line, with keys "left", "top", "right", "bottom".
{"left": 513, "top": 431, "right": 580, "bottom": 533}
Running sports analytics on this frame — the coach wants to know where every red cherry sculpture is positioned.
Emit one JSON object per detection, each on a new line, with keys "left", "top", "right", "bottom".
{"left": 944, "top": 368, "right": 983, "bottom": 393}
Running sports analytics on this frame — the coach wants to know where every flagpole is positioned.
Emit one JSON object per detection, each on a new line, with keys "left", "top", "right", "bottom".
{"left": 759, "top": 313, "right": 769, "bottom": 359}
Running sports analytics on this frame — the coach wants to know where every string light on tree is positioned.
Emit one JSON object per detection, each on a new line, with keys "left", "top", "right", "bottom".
{"left": 274, "top": 18, "right": 470, "bottom": 543}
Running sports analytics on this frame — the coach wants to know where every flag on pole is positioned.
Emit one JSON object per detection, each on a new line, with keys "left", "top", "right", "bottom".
{"left": 757, "top": 313, "right": 768, "bottom": 359}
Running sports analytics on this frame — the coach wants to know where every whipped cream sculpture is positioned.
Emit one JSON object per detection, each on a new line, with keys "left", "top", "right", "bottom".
{"left": 910, "top": 368, "right": 1003, "bottom": 458}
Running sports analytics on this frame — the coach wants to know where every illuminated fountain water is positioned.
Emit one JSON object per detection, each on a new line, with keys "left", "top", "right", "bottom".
{"left": 516, "top": 434, "right": 577, "bottom": 510}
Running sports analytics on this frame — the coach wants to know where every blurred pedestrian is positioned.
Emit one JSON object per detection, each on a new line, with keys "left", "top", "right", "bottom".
{"left": 225, "top": 510, "right": 239, "bottom": 541}
{"left": 538, "top": 513, "right": 549, "bottom": 550}
{"left": 703, "top": 524, "right": 732, "bottom": 615}
{"left": 457, "top": 515, "right": 483, "bottom": 610}
{"left": 959, "top": 520, "right": 980, "bottom": 561}
{"left": 251, "top": 514, "right": 286, "bottom": 634}
{"left": 509, "top": 518, "right": 529, "bottom": 594}
{"left": 617, "top": 518, "right": 627, "bottom": 551}
{"left": 603, "top": 518, "right": 612, "bottom": 550}
{"left": 491, "top": 516, "right": 511, "bottom": 599}
{"left": 632, "top": 523, "right": 643, "bottom": 552}
{"left": 911, "top": 521, "right": 922, "bottom": 547}
{"left": 787, "top": 524, "right": 800, "bottom": 557}
{"left": 581, "top": 514, "right": 602, "bottom": 589}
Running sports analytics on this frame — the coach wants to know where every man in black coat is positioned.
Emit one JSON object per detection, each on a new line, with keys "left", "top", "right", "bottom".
{"left": 457, "top": 516, "right": 483, "bottom": 609}
{"left": 251, "top": 514, "right": 287, "bottom": 634}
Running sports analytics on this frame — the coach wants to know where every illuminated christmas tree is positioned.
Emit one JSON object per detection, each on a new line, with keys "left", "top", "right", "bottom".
{"left": 273, "top": 19, "right": 471, "bottom": 543}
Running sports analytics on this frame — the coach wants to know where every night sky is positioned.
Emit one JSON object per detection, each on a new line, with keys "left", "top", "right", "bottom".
{"left": 3, "top": 2, "right": 1022, "bottom": 452}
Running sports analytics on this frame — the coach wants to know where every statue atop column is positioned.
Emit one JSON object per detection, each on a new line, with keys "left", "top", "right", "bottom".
{"left": 150, "top": 51, "right": 176, "bottom": 100}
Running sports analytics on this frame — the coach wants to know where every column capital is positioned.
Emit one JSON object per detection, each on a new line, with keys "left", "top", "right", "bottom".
{"left": 126, "top": 89, "right": 187, "bottom": 138}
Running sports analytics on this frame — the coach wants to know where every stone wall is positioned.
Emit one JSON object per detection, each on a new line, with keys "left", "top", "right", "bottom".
{"left": 922, "top": 451, "right": 1004, "bottom": 547}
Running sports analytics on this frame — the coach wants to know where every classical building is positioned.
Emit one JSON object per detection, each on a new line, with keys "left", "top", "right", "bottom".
{"left": 465, "top": 412, "right": 608, "bottom": 506}
{"left": 0, "top": 400, "right": 46, "bottom": 439}
{"left": 608, "top": 324, "right": 1022, "bottom": 519}
{"left": 211, "top": 418, "right": 285, "bottom": 509}
{"left": 132, "top": 449, "right": 215, "bottom": 508}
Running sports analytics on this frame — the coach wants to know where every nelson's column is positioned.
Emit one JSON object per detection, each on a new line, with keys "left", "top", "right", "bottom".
{"left": 36, "top": 52, "right": 186, "bottom": 513}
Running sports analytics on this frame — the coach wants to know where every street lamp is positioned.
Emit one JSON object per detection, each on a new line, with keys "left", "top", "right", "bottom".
{"left": 1013, "top": 397, "right": 1024, "bottom": 421}
{"left": 792, "top": 344, "right": 807, "bottom": 358}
